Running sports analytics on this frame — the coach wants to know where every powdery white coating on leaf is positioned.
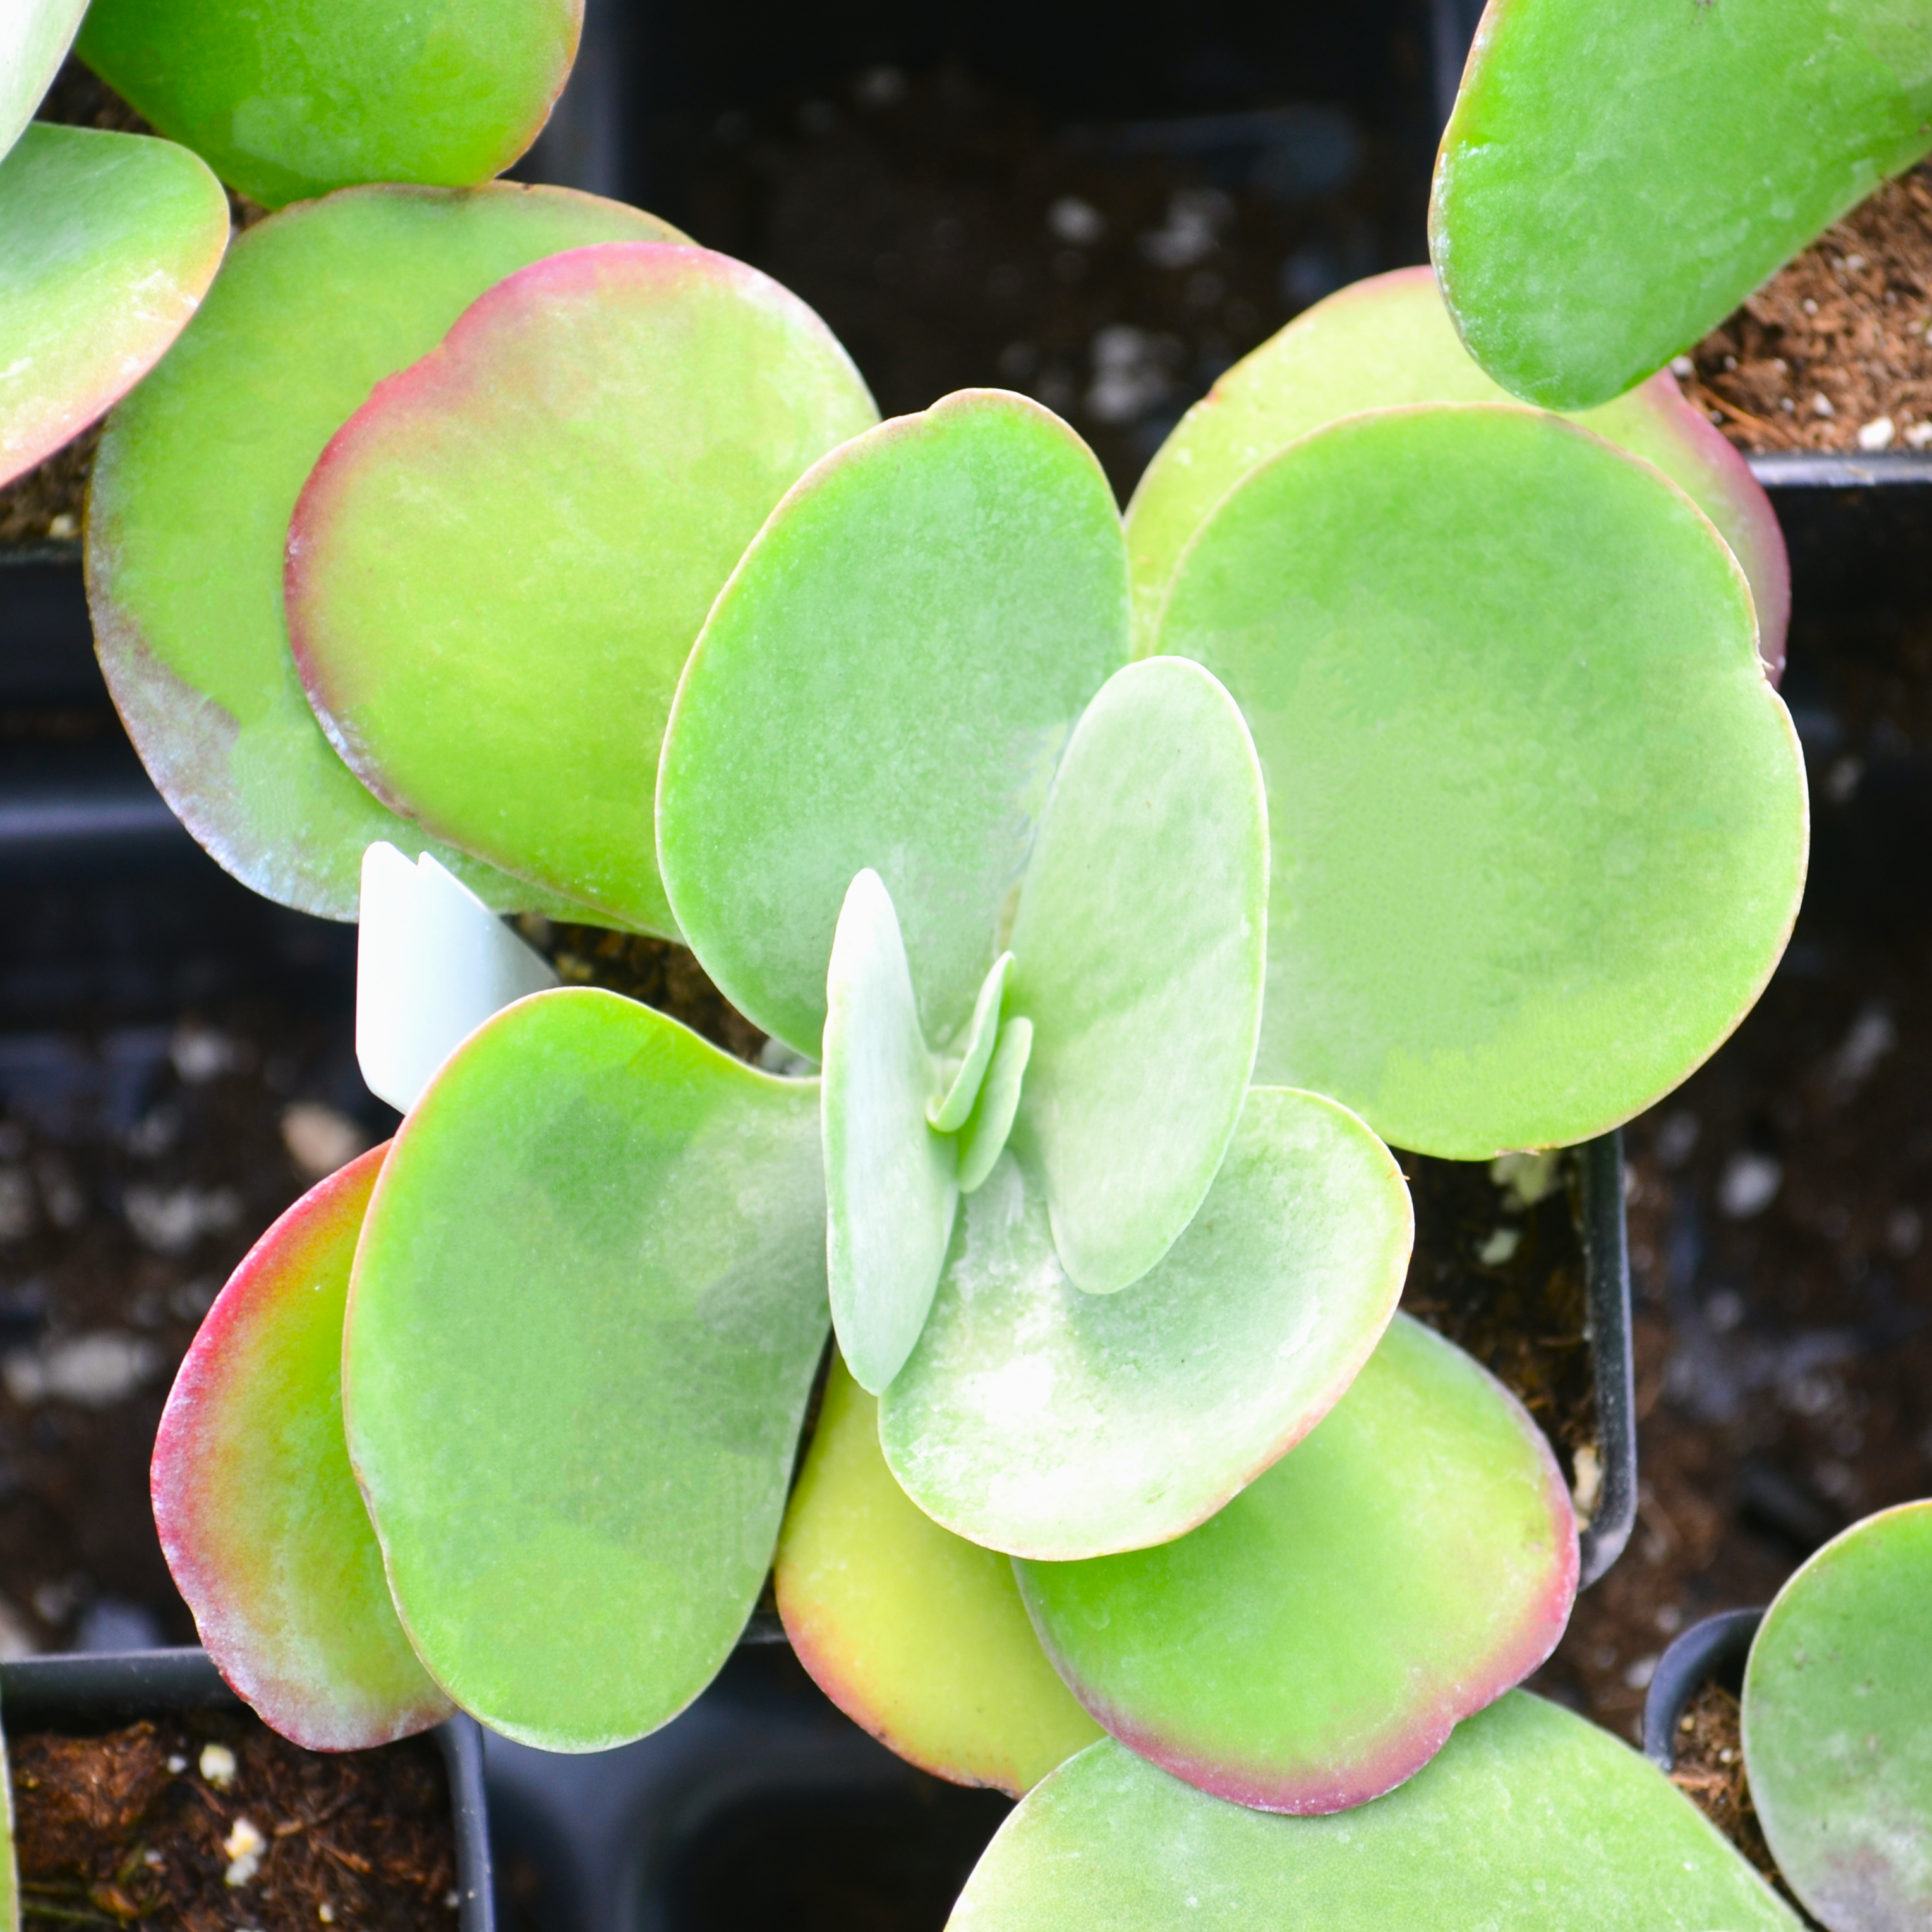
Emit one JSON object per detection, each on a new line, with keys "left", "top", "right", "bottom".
{"left": 1006, "top": 656, "right": 1268, "bottom": 1294}
{"left": 879, "top": 1087, "right": 1411, "bottom": 1559}
{"left": 0, "top": 125, "right": 227, "bottom": 488}
{"left": 0, "top": 0, "right": 89, "bottom": 160}
{"left": 152, "top": 1143, "right": 456, "bottom": 1751}
{"left": 823, "top": 869, "right": 959, "bottom": 1394}
{"left": 656, "top": 388, "right": 1129, "bottom": 1059}
{"left": 948, "top": 1694, "right": 1801, "bottom": 1931}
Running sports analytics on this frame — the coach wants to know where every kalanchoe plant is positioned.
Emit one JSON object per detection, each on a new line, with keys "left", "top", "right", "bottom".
{"left": 1430, "top": 0, "right": 1932, "bottom": 410}
{"left": 1737, "top": 1499, "right": 1932, "bottom": 1931}
{"left": 104, "top": 184, "right": 1811, "bottom": 1917}
{"left": 0, "top": 0, "right": 581, "bottom": 491}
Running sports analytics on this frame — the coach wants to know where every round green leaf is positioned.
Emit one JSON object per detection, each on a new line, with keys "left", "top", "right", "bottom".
{"left": 1126, "top": 265, "right": 1790, "bottom": 675}
{"left": 1, "top": 0, "right": 88, "bottom": 161}
{"left": 1006, "top": 656, "right": 1267, "bottom": 1294}
{"left": 344, "top": 988, "right": 828, "bottom": 1749}
{"left": 658, "top": 389, "right": 1130, "bottom": 1059}
{"left": 1156, "top": 403, "right": 1808, "bottom": 1159}
{"left": 289, "top": 240, "right": 876, "bottom": 936}
{"left": 75, "top": 0, "right": 581, "bottom": 209}
{"left": 1430, "top": 0, "right": 1932, "bottom": 411}
{"left": 823, "top": 869, "right": 958, "bottom": 1395}
{"left": 776, "top": 1353, "right": 1104, "bottom": 1796}
{"left": 152, "top": 1144, "right": 455, "bottom": 1751}
{"left": 879, "top": 1089, "right": 1411, "bottom": 1561}
{"left": 0, "top": 125, "right": 227, "bottom": 490}
{"left": 1743, "top": 1500, "right": 1932, "bottom": 1932}
{"left": 1015, "top": 1313, "right": 1576, "bottom": 1811}
{"left": 950, "top": 1694, "right": 1801, "bottom": 1931}
{"left": 88, "top": 182, "right": 682, "bottom": 922}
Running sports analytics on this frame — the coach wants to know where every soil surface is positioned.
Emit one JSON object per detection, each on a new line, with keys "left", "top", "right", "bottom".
{"left": 11, "top": 1711, "right": 456, "bottom": 1931}
{"left": 1687, "top": 164, "right": 1932, "bottom": 453}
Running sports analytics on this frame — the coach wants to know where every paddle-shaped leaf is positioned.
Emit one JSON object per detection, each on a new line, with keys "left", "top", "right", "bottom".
{"left": 152, "top": 1144, "right": 456, "bottom": 1751}
{"left": 88, "top": 182, "right": 684, "bottom": 922}
{"left": 658, "top": 389, "right": 1129, "bottom": 1058}
{"left": 76, "top": 0, "right": 581, "bottom": 209}
{"left": 879, "top": 1089, "right": 1410, "bottom": 1561}
{"left": 344, "top": 989, "right": 828, "bottom": 1749}
{"left": 824, "top": 869, "right": 958, "bottom": 1394}
{"left": 356, "top": 842, "right": 558, "bottom": 1115}
{"left": 0, "top": 125, "right": 227, "bottom": 491}
{"left": 955, "top": 1018, "right": 1030, "bottom": 1195}
{"left": 1430, "top": 0, "right": 1932, "bottom": 411}
{"left": 1, "top": 0, "right": 87, "bottom": 161}
{"left": 949, "top": 1694, "right": 1801, "bottom": 1931}
{"left": 776, "top": 1355, "right": 1103, "bottom": 1796}
{"left": 931, "top": 953, "right": 1013, "bottom": 1133}
{"left": 1006, "top": 656, "right": 1266, "bottom": 1294}
{"left": 289, "top": 241, "right": 876, "bottom": 938}
{"left": 1156, "top": 404, "right": 1808, "bottom": 1159}
{"left": 1015, "top": 1313, "right": 1575, "bottom": 1809}
{"left": 1126, "top": 265, "right": 1789, "bottom": 676}
{"left": 1743, "top": 1500, "right": 1932, "bottom": 1932}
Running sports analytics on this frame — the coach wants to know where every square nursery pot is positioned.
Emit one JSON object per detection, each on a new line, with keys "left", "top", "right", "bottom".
{"left": 0, "top": 1645, "right": 492, "bottom": 1931}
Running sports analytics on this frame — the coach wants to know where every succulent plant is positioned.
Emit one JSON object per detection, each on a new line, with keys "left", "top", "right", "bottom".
{"left": 1740, "top": 1499, "right": 1932, "bottom": 1932}
{"left": 1430, "top": 0, "right": 1932, "bottom": 409}
{"left": 0, "top": 0, "right": 581, "bottom": 492}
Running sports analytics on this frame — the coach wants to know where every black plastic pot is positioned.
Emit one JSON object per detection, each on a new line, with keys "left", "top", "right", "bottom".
{"left": 0, "top": 1646, "right": 494, "bottom": 1932}
{"left": 1641, "top": 1607, "right": 1765, "bottom": 1770}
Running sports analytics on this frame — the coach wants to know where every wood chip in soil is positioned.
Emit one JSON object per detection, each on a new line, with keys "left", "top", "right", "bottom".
{"left": 11, "top": 1711, "right": 456, "bottom": 1932}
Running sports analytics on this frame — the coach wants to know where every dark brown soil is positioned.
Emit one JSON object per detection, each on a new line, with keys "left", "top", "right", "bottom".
{"left": 11, "top": 1712, "right": 456, "bottom": 1931}
{"left": 1665, "top": 1682, "right": 1810, "bottom": 1914}
{"left": 1687, "top": 164, "right": 1932, "bottom": 453}
{"left": 516, "top": 919, "right": 767, "bottom": 1062}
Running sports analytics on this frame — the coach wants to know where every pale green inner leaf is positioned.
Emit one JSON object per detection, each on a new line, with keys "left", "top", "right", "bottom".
{"left": 930, "top": 951, "right": 1013, "bottom": 1133}
{"left": 879, "top": 1088, "right": 1411, "bottom": 1561}
{"left": 657, "top": 388, "right": 1130, "bottom": 1058}
{"left": 955, "top": 1016, "right": 1032, "bottom": 1196}
{"left": 1007, "top": 655, "right": 1267, "bottom": 1295}
{"left": 823, "top": 869, "right": 959, "bottom": 1397}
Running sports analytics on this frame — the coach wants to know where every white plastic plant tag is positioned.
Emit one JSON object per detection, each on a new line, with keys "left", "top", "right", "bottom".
{"left": 356, "top": 842, "right": 559, "bottom": 1114}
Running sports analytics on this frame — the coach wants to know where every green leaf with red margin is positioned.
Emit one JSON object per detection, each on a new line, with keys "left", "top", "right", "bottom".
{"left": 948, "top": 1694, "right": 1799, "bottom": 1930}
{"left": 1430, "top": 0, "right": 1932, "bottom": 411}
{"left": 1126, "top": 266, "right": 1789, "bottom": 678}
{"left": 152, "top": 1144, "right": 454, "bottom": 1751}
{"left": 776, "top": 1353, "right": 1103, "bottom": 1796}
{"left": 656, "top": 390, "right": 1129, "bottom": 1060}
{"left": 1015, "top": 1315, "right": 1576, "bottom": 1813}
{"left": 87, "top": 183, "right": 684, "bottom": 923}
{"left": 0, "top": 125, "right": 227, "bottom": 491}
{"left": 1743, "top": 1500, "right": 1932, "bottom": 1932}
{"left": 1154, "top": 403, "right": 1808, "bottom": 1159}
{"left": 289, "top": 241, "right": 877, "bottom": 938}
{"left": 344, "top": 989, "right": 828, "bottom": 1750}
{"left": 76, "top": 0, "right": 581, "bottom": 209}
{"left": 879, "top": 1088, "right": 1411, "bottom": 1561}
